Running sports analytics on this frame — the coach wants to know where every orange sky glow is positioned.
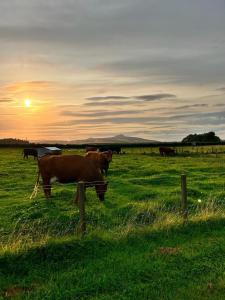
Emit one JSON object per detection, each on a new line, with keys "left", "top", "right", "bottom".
{"left": 1, "top": 1, "right": 225, "bottom": 142}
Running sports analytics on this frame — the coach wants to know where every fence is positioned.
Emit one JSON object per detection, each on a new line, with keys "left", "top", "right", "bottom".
{"left": 1, "top": 172, "right": 225, "bottom": 238}
{"left": 28, "top": 175, "right": 190, "bottom": 236}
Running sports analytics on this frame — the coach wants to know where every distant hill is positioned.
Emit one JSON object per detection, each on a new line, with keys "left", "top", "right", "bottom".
{"left": 72, "top": 134, "right": 159, "bottom": 144}
{"left": 182, "top": 131, "right": 221, "bottom": 144}
{"left": 33, "top": 135, "right": 160, "bottom": 145}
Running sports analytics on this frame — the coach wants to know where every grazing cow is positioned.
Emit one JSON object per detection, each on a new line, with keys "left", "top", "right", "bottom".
{"left": 99, "top": 145, "right": 121, "bottom": 154}
{"left": 23, "top": 148, "right": 38, "bottom": 159}
{"left": 37, "top": 154, "right": 108, "bottom": 201}
{"left": 85, "top": 151, "right": 112, "bottom": 175}
{"left": 159, "top": 147, "right": 176, "bottom": 156}
{"left": 85, "top": 146, "right": 98, "bottom": 152}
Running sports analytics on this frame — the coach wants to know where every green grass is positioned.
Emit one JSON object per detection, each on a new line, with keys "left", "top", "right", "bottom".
{"left": 0, "top": 148, "right": 225, "bottom": 299}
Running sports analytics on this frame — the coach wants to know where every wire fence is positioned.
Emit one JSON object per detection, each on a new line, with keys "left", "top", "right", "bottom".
{"left": 1, "top": 161, "right": 225, "bottom": 250}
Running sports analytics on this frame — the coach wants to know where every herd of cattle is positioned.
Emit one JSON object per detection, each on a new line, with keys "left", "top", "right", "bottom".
{"left": 24, "top": 145, "right": 176, "bottom": 201}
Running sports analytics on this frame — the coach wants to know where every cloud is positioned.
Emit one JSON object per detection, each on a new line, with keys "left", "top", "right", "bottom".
{"left": 99, "top": 53, "right": 225, "bottom": 85}
{"left": 86, "top": 96, "right": 129, "bottom": 101}
{"left": 175, "top": 104, "right": 208, "bottom": 110}
{"left": 86, "top": 93, "right": 176, "bottom": 103}
{"left": 49, "top": 116, "right": 152, "bottom": 127}
{"left": 0, "top": 97, "right": 13, "bottom": 103}
{"left": 83, "top": 100, "right": 140, "bottom": 107}
{"left": 5, "top": 81, "right": 57, "bottom": 92}
{"left": 213, "top": 103, "right": 225, "bottom": 107}
{"left": 0, "top": 113, "right": 15, "bottom": 115}
{"left": 60, "top": 109, "right": 143, "bottom": 118}
{"left": 135, "top": 93, "right": 176, "bottom": 101}
{"left": 168, "top": 110, "right": 225, "bottom": 126}
{"left": 216, "top": 87, "right": 225, "bottom": 92}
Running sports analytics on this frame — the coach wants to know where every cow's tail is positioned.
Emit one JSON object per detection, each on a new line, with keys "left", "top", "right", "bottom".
{"left": 30, "top": 170, "right": 41, "bottom": 199}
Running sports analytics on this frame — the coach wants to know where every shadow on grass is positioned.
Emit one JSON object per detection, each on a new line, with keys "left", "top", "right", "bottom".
{"left": 1, "top": 217, "right": 225, "bottom": 277}
{"left": 1, "top": 217, "right": 225, "bottom": 300}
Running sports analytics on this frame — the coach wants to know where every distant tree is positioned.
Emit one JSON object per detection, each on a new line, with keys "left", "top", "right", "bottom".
{"left": 0, "top": 138, "right": 30, "bottom": 145}
{"left": 182, "top": 132, "right": 221, "bottom": 144}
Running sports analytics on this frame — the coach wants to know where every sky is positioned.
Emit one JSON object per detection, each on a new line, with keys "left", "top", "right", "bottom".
{"left": 0, "top": 0, "right": 225, "bottom": 142}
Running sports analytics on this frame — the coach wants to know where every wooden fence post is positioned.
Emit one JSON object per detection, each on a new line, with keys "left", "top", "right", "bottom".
{"left": 181, "top": 174, "right": 188, "bottom": 223}
{"left": 77, "top": 181, "right": 86, "bottom": 236}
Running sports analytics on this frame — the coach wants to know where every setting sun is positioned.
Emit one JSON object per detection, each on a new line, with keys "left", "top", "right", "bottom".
{"left": 24, "top": 99, "right": 31, "bottom": 107}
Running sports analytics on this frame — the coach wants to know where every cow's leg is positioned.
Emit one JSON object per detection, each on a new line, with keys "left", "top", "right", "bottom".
{"left": 42, "top": 177, "right": 51, "bottom": 199}
{"left": 104, "top": 165, "right": 108, "bottom": 176}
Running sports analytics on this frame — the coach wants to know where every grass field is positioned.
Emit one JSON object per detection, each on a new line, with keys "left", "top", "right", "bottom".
{"left": 0, "top": 147, "right": 225, "bottom": 299}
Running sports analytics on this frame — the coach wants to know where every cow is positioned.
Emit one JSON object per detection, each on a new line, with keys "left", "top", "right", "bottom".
{"left": 85, "top": 146, "right": 98, "bottom": 152}
{"left": 99, "top": 145, "right": 121, "bottom": 154}
{"left": 159, "top": 147, "right": 176, "bottom": 156}
{"left": 37, "top": 154, "right": 108, "bottom": 201}
{"left": 85, "top": 151, "right": 112, "bottom": 175}
{"left": 23, "top": 148, "right": 38, "bottom": 159}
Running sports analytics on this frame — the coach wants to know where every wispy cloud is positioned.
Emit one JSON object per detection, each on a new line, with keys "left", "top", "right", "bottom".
{"left": 86, "top": 96, "right": 129, "bottom": 101}
{"left": 216, "top": 87, "right": 225, "bottom": 92}
{"left": 5, "top": 81, "right": 58, "bottom": 93}
{"left": 49, "top": 116, "right": 152, "bottom": 127}
{"left": 213, "top": 103, "right": 225, "bottom": 107}
{"left": 60, "top": 109, "right": 143, "bottom": 118}
{"left": 135, "top": 93, "right": 176, "bottom": 101}
{"left": 83, "top": 100, "right": 139, "bottom": 107}
{"left": 86, "top": 93, "right": 176, "bottom": 102}
{"left": 175, "top": 104, "right": 208, "bottom": 110}
{"left": 0, "top": 97, "right": 13, "bottom": 103}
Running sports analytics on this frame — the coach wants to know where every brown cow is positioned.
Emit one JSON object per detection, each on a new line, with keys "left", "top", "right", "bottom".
{"left": 85, "top": 151, "right": 112, "bottom": 175}
{"left": 37, "top": 155, "right": 108, "bottom": 201}
{"left": 85, "top": 146, "right": 98, "bottom": 152}
{"left": 159, "top": 147, "right": 176, "bottom": 156}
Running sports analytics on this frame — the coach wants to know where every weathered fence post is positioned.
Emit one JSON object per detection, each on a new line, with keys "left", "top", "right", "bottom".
{"left": 181, "top": 174, "right": 188, "bottom": 223}
{"left": 77, "top": 181, "right": 86, "bottom": 236}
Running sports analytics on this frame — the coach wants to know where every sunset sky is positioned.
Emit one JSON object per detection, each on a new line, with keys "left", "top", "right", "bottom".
{"left": 0, "top": 0, "right": 225, "bottom": 141}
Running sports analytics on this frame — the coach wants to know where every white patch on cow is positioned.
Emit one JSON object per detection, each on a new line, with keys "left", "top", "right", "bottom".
{"left": 50, "top": 176, "right": 58, "bottom": 184}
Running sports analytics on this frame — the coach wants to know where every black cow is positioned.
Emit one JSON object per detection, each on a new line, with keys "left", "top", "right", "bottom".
{"left": 99, "top": 145, "right": 121, "bottom": 154}
{"left": 23, "top": 148, "right": 38, "bottom": 159}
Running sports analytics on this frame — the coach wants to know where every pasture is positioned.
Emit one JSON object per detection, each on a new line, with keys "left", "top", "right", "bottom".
{"left": 0, "top": 147, "right": 225, "bottom": 299}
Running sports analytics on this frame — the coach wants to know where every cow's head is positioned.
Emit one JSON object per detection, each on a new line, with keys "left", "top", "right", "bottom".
{"left": 102, "top": 151, "right": 113, "bottom": 162}
{"left": 99, "top": 153, "right": 111, "bottom": 175}
{"left": 95, "top": 181, "right": 108, "bottom": 201}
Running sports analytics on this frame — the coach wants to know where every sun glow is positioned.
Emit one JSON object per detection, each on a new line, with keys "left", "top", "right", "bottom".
{"left": 24, "top": 98, "right": 31, "bottom": 107}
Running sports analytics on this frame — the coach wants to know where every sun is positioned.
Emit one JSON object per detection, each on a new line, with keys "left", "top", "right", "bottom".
{"left": 24, "top": 98, "right": 31, "bottom": 107}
